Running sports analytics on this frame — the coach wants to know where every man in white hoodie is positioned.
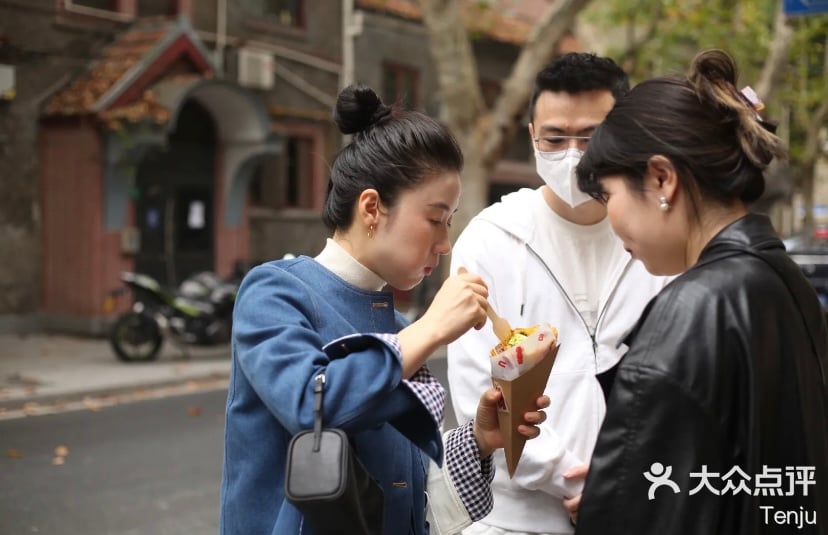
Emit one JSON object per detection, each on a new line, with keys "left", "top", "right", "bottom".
{"left": 447, "top": 53, "right": 668, "bottom": 535}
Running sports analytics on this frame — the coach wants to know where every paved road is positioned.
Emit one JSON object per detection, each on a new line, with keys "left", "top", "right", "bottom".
{"left": 0, "top": 354, "right": 458, "bottom": 535}
{"left": 0, "top": 389, "right": 227, "bottom": 535}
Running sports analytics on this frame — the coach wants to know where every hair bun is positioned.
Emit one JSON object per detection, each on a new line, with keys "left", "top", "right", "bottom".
{"left": 689, "top": 49, "right": 738, "bottom": 89}
{"left": 333, "top": 84, "right": 391, "bottom": 135}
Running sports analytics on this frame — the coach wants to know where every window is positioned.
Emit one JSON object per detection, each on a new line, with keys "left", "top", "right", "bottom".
{"left": 62, "top": 0, "right": 137, "bottom": 21}
{"left": 73, "top": 0, "right": 114, "bottom": 9}
{"left": 249, "top": 135, "right": 314, "bottom": 210}
{"left": 241, "top": 0, "right": 304, "bottom": 27}
{"left": 382, "top": 62, "right": 419, "bottom": 110}
{"left": 138, "top": 0, "right": 178, "bottom": 17}
{"left": 480, "top": 79, "right": 501, "bottom": 109}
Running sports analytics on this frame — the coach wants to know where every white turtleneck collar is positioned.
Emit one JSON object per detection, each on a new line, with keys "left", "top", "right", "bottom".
{"left": 314, "top": 238, "right": 387, "bottom": 292}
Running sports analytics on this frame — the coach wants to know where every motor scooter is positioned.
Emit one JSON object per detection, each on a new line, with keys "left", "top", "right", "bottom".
{"left": 106, "top": 270, "right": 238, "bottom": 362}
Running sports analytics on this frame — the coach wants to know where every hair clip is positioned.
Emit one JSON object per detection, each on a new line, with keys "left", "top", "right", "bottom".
{"left": 739, "top": 85, "right": 777, "bottom": 134}
{"left": 739, "top": 86, "right": 765, "bottom": 112}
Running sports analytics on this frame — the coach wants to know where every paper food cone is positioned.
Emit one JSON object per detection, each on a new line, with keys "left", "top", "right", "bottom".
{"left": 492, "top": 343, "right": 559, "bottom": 478}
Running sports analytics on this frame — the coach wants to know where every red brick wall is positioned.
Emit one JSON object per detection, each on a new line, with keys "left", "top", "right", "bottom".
{"left": 213, "top": 149, "right": 250, "bottom": 279}
{"left": 39, "top": 119, "right": 131, "bottom": 319}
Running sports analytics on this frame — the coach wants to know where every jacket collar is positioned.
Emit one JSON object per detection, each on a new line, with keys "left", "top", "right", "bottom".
{"left": 618, "top": 213, "right": 784, "bottom": 370}
{"left": 697, "top": 213, "right": 783, "bottom": 264}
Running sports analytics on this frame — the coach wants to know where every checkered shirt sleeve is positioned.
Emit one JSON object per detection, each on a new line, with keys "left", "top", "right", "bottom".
{"left": 367, "top": 332, "right": 403, "bottom": 357}
{"left": 324, "top": 333, "right": 493, "bottom": 519}
{"left": 401, "top": 364, "right": 446, "bottom": 429}
{"left": 444, "top": 421, "right": 495, "bottom": 520}
{"left": 328, "top": 333, "right": 446, "bottom": 427}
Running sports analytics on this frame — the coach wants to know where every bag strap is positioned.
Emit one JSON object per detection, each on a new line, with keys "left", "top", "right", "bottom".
{"left": 312, "top": 373, "right": 325, "bottom": 452}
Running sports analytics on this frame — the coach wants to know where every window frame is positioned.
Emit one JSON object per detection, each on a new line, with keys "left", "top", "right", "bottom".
{"left": 241, "top": 0, "right": 307, "bottom": 35}
{"left": 479, "top": 78, "right": 501, "bottom": 109}
{"left": 248, "top": 120, "right": 325, "bottom": 214}
{"left": 59, "top": 0, "right": 190, "bottom": 23}
{"left": 381, "top": 61, "right": 420, "bottom": 110}
{"left": 59, "top": 0, "right": 136, "bottom": 21}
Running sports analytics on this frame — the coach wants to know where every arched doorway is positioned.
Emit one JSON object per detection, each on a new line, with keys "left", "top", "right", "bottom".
{"left": 134, "top": 99, "right": 216, "bottom": 285}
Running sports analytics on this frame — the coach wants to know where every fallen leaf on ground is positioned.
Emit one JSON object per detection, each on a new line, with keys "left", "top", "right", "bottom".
{"left": 6, "top": 373, "right": 44, "bottom": 386}
{"left": 54, "top": 445, "right": 69, "bottom": 457}
{"left": 82, "top": 398, "right": 102, "bottom": 412}
{"left": 7, "top": 449, "right": 24, "bottom": 458}
{"left": 52, "top": 456, "right": 65, "bottom": 465}
{"left": 186, "top": 406, "right": 202, "bottom": 417}
{"left": 23, "top": 403, "right": 41, "bottom": 415}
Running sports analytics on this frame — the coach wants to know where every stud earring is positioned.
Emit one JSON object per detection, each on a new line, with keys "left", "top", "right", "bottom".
{"left": 658, "top": 196, "right": 671, "bottom": 212}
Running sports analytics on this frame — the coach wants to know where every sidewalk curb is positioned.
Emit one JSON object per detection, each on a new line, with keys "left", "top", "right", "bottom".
{"left": 0, "top": 370, "right": 230, "bottom": 413}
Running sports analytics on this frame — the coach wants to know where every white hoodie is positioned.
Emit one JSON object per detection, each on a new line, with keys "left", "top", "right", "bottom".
{"left": 447, "top": 187, "right": 667, "bottom": 534}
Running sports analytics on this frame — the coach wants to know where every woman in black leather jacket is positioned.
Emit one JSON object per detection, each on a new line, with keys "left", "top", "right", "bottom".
{"left": 570, "top": 49, "right": 828, "bottom": 534}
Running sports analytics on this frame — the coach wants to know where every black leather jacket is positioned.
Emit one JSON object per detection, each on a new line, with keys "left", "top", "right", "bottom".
{"left": 577, "top": 214, "right": 828, "bottom": 535}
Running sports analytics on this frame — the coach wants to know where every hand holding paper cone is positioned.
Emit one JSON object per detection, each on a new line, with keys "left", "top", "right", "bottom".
{"left": 489, "top": 323, "right": 559, "bottom": 478}
{"left": 472, "top": 387, "right": 550, "bottom": 458}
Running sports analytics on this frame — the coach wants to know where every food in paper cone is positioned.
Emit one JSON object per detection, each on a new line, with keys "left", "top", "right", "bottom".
{"left": 490, "top": 323, "right": 559, "bottom": 478}
{"left": 490, "top": 324, "right": 558, "bottom": 381}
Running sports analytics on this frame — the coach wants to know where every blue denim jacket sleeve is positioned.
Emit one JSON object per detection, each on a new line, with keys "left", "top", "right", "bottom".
{"left": 232, "top": 262, "right": 443, "bottom": 462}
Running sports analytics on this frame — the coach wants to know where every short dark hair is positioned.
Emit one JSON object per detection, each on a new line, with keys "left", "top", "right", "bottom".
{"left": 322, "top": 84, "right": 464, "bottom": 231}
{"left": 576, "top": 49, "right": 784, "bottom": 208}
{"left": 528, "top": 52, "right": 629, "bottom": 123}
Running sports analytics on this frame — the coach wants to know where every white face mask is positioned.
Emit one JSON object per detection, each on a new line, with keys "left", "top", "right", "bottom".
{"left": 534, "top": 148, "right": 592, "bottom": 207}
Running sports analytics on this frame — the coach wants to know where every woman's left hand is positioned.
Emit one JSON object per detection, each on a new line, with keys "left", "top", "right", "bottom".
{"left": 472, "top": 387, "right": 550, "bottom": 458}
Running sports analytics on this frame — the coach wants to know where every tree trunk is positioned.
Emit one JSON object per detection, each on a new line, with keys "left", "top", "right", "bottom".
{"left": 418, "top": 0, "right": 595, "bottom": 239}
{"left": 799, "top": 97, "right": 828, "bottom": 234}
{"left": 755, "top": 0, "right": 794, "bottom": 103}
{"left": 796, "top": 34, "right": 828, "bottom": 234}
{"left": 418, "top": 0, "right": 485, "bottom": 131}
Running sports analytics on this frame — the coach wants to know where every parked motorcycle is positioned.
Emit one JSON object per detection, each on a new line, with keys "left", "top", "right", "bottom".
{"left": 107, "top": 270, "right": 239, "bottom": 362}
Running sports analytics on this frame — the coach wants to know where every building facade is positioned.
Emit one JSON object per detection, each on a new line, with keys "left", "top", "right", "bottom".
{"left": 0, "top": 0, "right": 547, "bottom": 334}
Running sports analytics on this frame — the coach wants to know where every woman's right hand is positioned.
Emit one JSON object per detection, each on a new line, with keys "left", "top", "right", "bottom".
{"left": 420, "top": 268, "right": 489, "bottom": 344}
{"left": 397, "top": 268, "right": 488, "bottom": 377}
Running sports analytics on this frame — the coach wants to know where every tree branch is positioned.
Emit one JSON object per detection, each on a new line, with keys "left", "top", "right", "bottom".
{"left": 417, "top": 0, "right": 485, "bottom": 132}
{"left": 618, "top": 0, "right": 663, "bottom": 69}
{"left": 480, "top": 0, "right": 595, "bottom": 166}
{"left": 755, "top": 0, "right": 794, "bottom": 102}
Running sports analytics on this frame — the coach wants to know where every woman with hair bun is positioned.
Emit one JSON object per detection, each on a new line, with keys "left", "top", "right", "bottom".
{"left": 219, "top": 84, "right": 549, "bottom": 535}
{"left": 569, "top": 49, "right": 828, "bottom": 534}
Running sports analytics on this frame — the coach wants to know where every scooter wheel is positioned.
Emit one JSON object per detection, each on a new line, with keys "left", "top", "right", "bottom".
{"left": 110, "top": 311, "right": 163, "bottom": 362}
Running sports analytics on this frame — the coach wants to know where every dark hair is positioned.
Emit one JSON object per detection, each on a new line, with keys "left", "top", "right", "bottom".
{"left": 528, "top": 52, "right": 630, "bottom": 123}
{"left": 576, "top": 49, "right": 784, "bottom": 207}
{"left": 322, "top": 84, "right": 464, "bottom": 231}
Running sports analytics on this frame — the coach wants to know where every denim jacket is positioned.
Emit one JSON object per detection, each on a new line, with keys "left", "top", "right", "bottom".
{"left": 219, "top": 257, "right": 442, "bottom": 534}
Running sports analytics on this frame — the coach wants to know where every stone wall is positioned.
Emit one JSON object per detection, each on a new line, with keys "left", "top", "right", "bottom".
{"left": 0, "top": 1, "right": 120, "bottom": 323}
